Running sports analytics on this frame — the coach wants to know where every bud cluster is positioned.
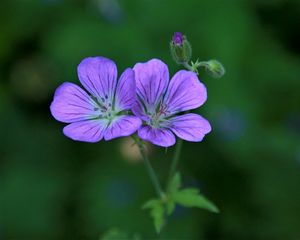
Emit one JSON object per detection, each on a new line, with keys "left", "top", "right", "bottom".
{"left": 170, "top": 32, "right": 225, "bottom": 79}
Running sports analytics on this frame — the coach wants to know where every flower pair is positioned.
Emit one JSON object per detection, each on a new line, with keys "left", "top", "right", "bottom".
{"left": 50, "top": 57, "right": 211, "bottom": 147}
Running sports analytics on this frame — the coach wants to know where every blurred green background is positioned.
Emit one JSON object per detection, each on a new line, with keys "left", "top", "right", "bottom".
{"left": 1, "top": 0, "right": 300, "bottom": 239}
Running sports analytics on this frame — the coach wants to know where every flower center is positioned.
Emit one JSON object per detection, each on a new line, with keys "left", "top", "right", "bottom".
{"left": 93, "top": 95, "right": 117, "bottom": 121}
{"left": 148, "top": 103, "right": 170, "bottom": 128}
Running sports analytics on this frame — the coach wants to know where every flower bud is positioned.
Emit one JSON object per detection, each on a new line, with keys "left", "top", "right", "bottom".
{"left": 172, "top": 32, "right": 184, "bottom": 45}
{"left": 170, "top": 32, "right": 192, "bottom": 64}
{"left": 205, "top": 60, "right": 225, "bottom": 78}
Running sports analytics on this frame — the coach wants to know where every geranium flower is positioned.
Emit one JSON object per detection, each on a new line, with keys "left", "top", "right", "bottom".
{"left": 133, "top": 59, "right": 211, "bottom": 147}
{"left": 50, "top": 57, "right": 141, "bottom": 142}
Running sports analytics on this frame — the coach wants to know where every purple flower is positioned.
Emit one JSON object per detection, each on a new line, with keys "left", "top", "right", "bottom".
{"left": 172, "top": 32, "right": 184, "bottom": 46}
{"left": 132, "top": 59, "right": 211, "bottom": 147}
{"left": 50, "top": 57, "right": 142, "bottom": 142}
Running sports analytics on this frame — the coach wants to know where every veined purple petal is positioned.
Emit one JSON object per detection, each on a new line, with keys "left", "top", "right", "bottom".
{"left": 114, "top": 68, "right": 135, "bottom": 111}
{"left": 77, "top": 57, "right": 117, "bottom": 102}
{"left": 63, "top": 119, "right": 108, "bottom": 142}
{"left": 163, "top": 70, "right": 207, "bottom": 114}
{"left": 132, "top": 100, "right": 149, "bottom": 122}
{"left": 169, "top": 113, "right": 211, "bottom": 142}
{"left": 138, "top": 126, "right": 176, "bottom": 147}
{"left": 104, "top": 116, "right": 142, "bottom": 140}
{"left": 50, "top": 82, "right": 99, "bottom": 123}
{"left": 133, "top": 59, "right": 169, "bottom": 112}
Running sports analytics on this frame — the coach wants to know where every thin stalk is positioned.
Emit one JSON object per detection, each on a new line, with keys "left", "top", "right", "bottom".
{"left": 182, "top": 62, "right": 193, "bottom": 71}
{"left": 167, "top": 138, "right": 183, "bottom": 191}
{"left": 135, "top": 137, "right": 165, "bottom": 199}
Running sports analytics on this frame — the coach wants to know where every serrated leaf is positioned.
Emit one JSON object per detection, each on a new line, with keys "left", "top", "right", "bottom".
{"left": 166, "top": 198, "right": 175, "bottom": 216}
{"left": 142, "top": 199, "right": 159, "bottom": 209}
{"left": 150, "top": 202, "right": 165, "bottom": 233}
{"left": 174, "top": 188, "right": 219, "bottom": 213}
{"left": 100, "top": 228, "right": 129, "bottom": 240}
{"left": 169, "top": 172, "right": 181, "bottom": 195}
{"left": 142, "top": 199, "right": 165, "bottom": 233}
{"left": 179, "top": 187, "right": 200, "bottom": 195}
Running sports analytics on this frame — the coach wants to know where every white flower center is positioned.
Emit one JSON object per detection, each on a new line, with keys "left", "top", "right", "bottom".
{"left": 93, "top": 95, "right": 118, "bottom": 121}
{"left": 148, "top": 103, "right": 170, "bottom": 128}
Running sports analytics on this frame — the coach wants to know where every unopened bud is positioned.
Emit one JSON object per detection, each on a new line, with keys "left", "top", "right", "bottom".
{"left": 172, "top": 32, "right": 184, "bottom": 46}
{"left": 170, "top": 32, "right": 192, "bottom": 64}
{"left": 205, "top": 60, "right": 225, "bottom": 78}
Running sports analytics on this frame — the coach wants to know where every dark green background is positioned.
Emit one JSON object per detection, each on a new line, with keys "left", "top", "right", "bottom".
{"left": 1, "top": 0, "right": 300, "bottom": 239}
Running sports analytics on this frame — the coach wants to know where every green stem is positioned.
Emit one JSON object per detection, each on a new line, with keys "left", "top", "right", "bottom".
{"left": 134, "top": 137, "right": 165, "bottom": 199}
{"left": 182, "top": 60, "right": 212, "bottom": 75}
{"left": 197, "top": 61, "right": 213, "bottom": 72}
{"left": 182, "top": 62, "right": 193, "bottom": 71}
{"left": 167, "top": 138, "right": 183, "bottom": 191}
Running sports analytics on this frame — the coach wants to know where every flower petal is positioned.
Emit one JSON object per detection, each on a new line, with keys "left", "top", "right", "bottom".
{"left": 132, "top": 100, "right": 150, "bottom": 122}
{"left": 77, "top": 57, "right": 117, "bottom": 102}
{"left": 50, "top": 82, "right": 99, "bottom": 123}
{"left": 138, "top": 126, "right": 176, "bottom": 147}
{"left": 163, "top": 70, "right": 207, "bottom": 114}
{"left": 63, "top": 119, "right": 108, "bottom": 142}
{"left": 104, "top": 116, "right": 142, "bottom": 140}
{"left": 169, "top": 113, "right": 211, "bottom": 142}
{"left": 114, "top": 68, "right": 136, "bottom": 111}
{"left": 133, "top": 59, "right": 169, "bottom": 113}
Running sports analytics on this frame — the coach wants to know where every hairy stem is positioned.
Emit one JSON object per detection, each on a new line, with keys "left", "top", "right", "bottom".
{"left": 182, "top": 62, "right": 193, "bottom": 71}
{"left": 134, "top": 137, "right": 165, "bottom": 199}
{"left": 167, "top": 138, "right": 183, "bottom": 191}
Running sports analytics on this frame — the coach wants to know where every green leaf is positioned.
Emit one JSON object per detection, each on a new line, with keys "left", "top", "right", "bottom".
{"left": 142, "top": 199, "right": 159, "bottom": 209}
{"left": 150, "top": 202, "right": 165, "bottom": 233}
{"left": 178, "top": 187, "right": 199, "bottom": 195}
{"left": 100, "top": 228, "right": 141, "bottom": 240}
{"left": 169, "top": 172, "right": 181, "bottom": 195}
{"left": 165, "top": 172, "right": 181, "bottom": 216}
{"left": 100, "top": 228, "right": 129, "bottom": 240}
{"left": 174, "top": 188, "right": 219, "bottom": 213}
{"left": 166, "top": 198, "right": 175, "bottom": 216}
{"left": 142, "top": 199, "right": 165, "bottom": 233}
